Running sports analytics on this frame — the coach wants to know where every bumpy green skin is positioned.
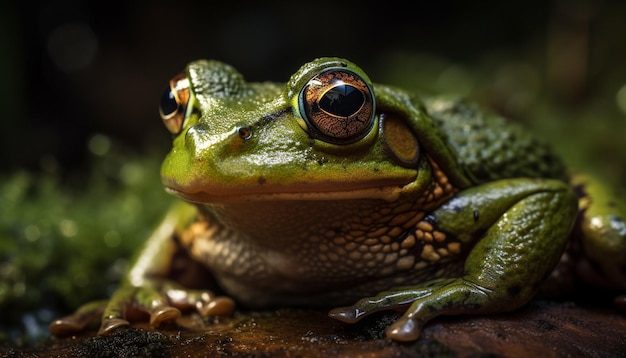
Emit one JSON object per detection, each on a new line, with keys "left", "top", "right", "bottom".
{"left": 422, "top": 97, "right": 569, "bottom": 183}
{"left": 49, "top": 58, "right": 626, "bottom": 342}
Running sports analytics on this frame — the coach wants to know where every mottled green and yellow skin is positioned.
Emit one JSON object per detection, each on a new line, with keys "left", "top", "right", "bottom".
{"left": 50, "top": 58, "right": 626, "bottom": 342}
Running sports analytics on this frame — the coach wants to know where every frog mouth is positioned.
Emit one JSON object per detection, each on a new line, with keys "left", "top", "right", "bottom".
{"left": 164, "top": 182, "right": 412, "bottom": 204}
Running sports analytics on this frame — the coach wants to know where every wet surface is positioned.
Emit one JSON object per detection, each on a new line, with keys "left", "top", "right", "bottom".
{"left": 3, "top": 300, "right": 625, "bottom": 357}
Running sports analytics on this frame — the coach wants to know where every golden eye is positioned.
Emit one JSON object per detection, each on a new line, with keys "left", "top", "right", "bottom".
{"left": 298, "top": 68, "right": 375, "bottom": 143}
{"left": 159, "top": 73, "right": 190, "bottom": 134}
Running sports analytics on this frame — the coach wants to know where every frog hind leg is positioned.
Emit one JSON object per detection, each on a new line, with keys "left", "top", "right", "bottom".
{"left": 330, "top": 179, "right": 578, "bottom": 342}
{"left": 573, "top": 174, "right": 626, "bottom": 304}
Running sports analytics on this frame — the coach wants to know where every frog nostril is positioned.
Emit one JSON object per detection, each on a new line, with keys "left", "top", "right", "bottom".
{"left": 237, "top": 126, "right": 253, "bottom": 140}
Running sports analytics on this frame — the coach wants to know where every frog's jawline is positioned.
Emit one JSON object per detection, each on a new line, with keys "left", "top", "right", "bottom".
{"left": 165, "top": 185, "right": 408, "bottom": 204}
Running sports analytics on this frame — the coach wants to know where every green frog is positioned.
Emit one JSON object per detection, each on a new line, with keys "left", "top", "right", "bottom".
{"left": 49, "top": 57, "right": 626, "bottom": 342}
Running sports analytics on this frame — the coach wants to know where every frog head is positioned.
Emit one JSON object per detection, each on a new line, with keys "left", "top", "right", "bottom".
{"left": 158, "top": 58, "right": 468, "bottom": 204}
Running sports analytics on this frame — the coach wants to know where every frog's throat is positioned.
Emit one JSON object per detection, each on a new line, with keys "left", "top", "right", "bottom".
{"left": 165, "top": 184, "right": 412, "bottom": 204}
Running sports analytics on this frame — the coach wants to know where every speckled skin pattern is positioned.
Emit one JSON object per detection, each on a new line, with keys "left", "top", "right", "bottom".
{"left": 423, "top": 98, "right": 568, "bottom": 183}
{"left": 179, "top": 159, "right": 461, "bottom": 307}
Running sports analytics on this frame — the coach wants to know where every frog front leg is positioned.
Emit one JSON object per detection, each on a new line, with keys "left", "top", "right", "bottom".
{"left": 330, "top": 178, "right": 578, "bottom": 342}
{"left": 49, "top": 202, "right": 234, "bottom": 336}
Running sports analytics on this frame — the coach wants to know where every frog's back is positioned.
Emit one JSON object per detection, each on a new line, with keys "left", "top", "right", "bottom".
{"left": 423, "top": 97, "right": 568, "bottom": 184}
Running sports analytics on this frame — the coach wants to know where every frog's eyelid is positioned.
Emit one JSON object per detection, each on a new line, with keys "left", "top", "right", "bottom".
{"left": 173, "top": 77, "right": 189, "bottom": 93}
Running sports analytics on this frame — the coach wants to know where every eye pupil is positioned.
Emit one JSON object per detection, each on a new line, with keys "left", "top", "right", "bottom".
{"left": 319, "top": 84, "right": 364, "bottom": 118}
{"left": 160, "top": 87, "right": 179, "bottom": 116}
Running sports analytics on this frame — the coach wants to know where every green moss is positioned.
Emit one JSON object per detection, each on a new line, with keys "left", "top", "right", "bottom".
{"left": 0, "top": 139, "right": 173, "bottom": 344}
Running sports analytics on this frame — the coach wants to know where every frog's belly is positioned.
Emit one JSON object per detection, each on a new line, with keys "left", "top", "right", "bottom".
{"left": 209, "top": 255, "right": 465, "bottom": 308}
{"left": 185, "top": 204, "right": 466, "bottom": 307}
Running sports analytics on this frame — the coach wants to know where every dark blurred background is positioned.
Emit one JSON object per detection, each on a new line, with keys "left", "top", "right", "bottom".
{"left": 2, "top": 0, "right": 625, "bottom": 176}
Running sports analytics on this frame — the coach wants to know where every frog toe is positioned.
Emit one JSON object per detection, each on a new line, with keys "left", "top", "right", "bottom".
{"left": 49, "top": 299, "right": 108, "bottom": 336}
{"left": 96, "top": 283, "right": 181, "bottom": 335}
{"left": 199, "top": 296, "right": 235, "bottom": 316}
{"left": 99, "top": 317, "right": 131, "bottom": 335}
{"left": 328, "top": 288, "right": 435, "bottom": 342}
{"left": 97, "top": 302, "right": 180, "bottom": 335}
{"left": 329, "top": 283, "right": 444, "bottom": 324}
{"left": 386, "top": 314, "right": 425, "bottom": 342}
{"left": 166, "top": 288, "right": 235, "bottom": 317}
{"left": 328, "top": 306, "right": 364, "bottom": 324}
{"left": 330, "top": 277, "right": 496, "bottom": 342}
{"left": 149, "top": 305, "right": 181, "bottom": 326}
{"left": 49, "top": 318, "right": 87, "bottom": 336}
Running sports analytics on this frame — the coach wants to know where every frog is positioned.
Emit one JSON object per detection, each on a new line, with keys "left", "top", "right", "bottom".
{"left": 49, "top": 57, "right": 626, "bottom": 342}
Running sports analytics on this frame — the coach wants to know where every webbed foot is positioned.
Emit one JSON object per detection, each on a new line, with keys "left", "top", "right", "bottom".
{"left": 329, "top": 278, "right": 492, "bottom": 342}
{"left": 49, "top": 279, "right": 235, "bottom": 337}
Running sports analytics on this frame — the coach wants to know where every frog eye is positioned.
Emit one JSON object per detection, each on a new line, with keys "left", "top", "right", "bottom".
{"left": 298, "top": 68, "right": 375, "bottom": 143}
{"left": 159, "top": 73, "right": 190, "bottom": 134}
